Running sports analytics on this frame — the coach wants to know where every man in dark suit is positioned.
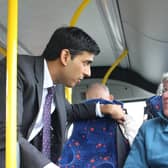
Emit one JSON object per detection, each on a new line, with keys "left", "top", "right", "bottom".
{"left": 0, "top": 26, "right": 125, "bottom": 168}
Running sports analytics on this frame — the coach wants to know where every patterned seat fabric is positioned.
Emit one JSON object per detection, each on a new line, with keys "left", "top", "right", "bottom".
{"left": 144, "top": 95, "right": 162, "bottom": 119}
{"left": 59, "top": 99, "right": 130, "bottom": 168}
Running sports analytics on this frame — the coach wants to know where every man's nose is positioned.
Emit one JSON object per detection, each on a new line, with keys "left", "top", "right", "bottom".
{"left": 84, "top": 67, "right": 91, "bottom": 77}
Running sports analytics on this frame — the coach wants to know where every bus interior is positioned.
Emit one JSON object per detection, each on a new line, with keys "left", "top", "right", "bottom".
{"left": 0, "top": 0, "right": 168, "bottom": 166}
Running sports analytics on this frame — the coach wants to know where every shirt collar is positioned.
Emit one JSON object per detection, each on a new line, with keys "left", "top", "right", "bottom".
{"left": 43, "top": 59, "right": 54, "bottom": 89}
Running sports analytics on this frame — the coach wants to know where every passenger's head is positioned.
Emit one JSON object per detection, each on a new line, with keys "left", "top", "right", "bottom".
{"left": 86, "top": 83, "right": 114, "bottom": 101}
{"left": 42, "top": 26, "right": 100, "bottom": 60}
{"left": 161, "top": 72, "right": 168, "bottom": 117}
{"left": 43, "top": 26, "right": 100, "bottom": 87}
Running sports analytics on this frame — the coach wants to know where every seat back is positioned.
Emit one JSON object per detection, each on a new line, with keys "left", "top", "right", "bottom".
{"left": 116, "top": 124, "right": 130, "bottom": 168}
{"left": 144, "top": 95, "right": 162, "bottom": 119}
{"left": 59, "top": 99, "right": 130, "bottom": 168}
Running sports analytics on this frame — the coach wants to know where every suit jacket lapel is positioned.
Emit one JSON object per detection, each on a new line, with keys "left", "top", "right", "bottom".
{"left": 54, "top": 84, "right": 66, "bottom": 138}
{"left": 27, "top": 57, "right": 44, "bottom": 140}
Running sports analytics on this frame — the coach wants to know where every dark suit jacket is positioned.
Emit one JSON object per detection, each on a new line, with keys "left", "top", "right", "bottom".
{"left": 0, "top": 55, "right": 96, "bottom": 168}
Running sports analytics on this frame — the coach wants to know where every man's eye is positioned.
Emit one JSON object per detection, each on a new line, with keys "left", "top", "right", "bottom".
{"left": 83, "top": 62, "right": 90, "bottom": 66}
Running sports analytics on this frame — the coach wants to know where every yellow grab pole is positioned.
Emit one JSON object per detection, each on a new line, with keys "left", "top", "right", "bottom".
{"left": 0, "top": 46, "right": 6, "bottom": 57}
{"left": 6, "top": 0, "right": 18, "bottom": 167}
{"left": 65, "top": 0, "right": 91, "bottom": 103}
{"left": 102, "top": 49, "right": 128, "bottom": 84}
{"left": 69, "top": 0, "right": 91, "bottom": 26}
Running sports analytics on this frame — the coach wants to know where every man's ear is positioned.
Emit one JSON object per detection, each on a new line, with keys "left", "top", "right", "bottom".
{"left": 60, "top": 49, "right": 71, "bottom": 66}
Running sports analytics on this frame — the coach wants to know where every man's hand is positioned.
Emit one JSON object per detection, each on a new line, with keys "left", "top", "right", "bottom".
{"left": 100, "top": 104, "right": 125, "bottom": 123}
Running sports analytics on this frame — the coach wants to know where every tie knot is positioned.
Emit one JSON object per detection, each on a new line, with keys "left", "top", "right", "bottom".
{"left": 47, "top": 86, "right": 55, "bottom": 95}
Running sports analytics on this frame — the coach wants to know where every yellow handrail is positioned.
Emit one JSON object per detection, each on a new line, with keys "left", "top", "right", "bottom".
{"left": 102, "top": 49, "right": 128, "bottom": 84}
{"left": 6, "top": 0, "right": 18, "bottom": 167}
{"left": 65, "top": 0, "right": 91, "bottom": 103}
{"left": 0, "top": 46, "right": 6, "bottom": 57}
{"left": 69, "top": 0, "right": 91, "bottom": 26}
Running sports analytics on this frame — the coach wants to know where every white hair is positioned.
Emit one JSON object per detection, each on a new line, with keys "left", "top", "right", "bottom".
{"left": 161, "top": 72, "right": 168, "bottom": 82}
{"left": 156, "top": 72, "right": 168, "bottom": 95}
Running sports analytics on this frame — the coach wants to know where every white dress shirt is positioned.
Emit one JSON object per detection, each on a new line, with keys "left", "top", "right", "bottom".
{"left": 28, "top": 60, "right": 55, "bottom": 142}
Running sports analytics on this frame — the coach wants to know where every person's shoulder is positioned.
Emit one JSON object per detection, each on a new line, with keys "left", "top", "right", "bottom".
{"left": 141, "top": 117, "right": 161, "bottom": 130}
{"left": 18, "top": 54, "right": 42, "bottom": 60}
{"left": 18, "top": 55, "right": 43, "bottom": 64}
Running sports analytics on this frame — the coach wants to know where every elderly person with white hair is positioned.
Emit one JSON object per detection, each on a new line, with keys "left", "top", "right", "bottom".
{"left": 124, "top": 72, "right": 168, "bottom": 168}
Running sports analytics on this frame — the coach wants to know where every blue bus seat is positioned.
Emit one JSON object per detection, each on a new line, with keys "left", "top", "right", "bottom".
{"left": 58, "top": 99, "right": 130, "bottom": 168}
{"left": 144, "top": 95, "right": 162, "bottom": 119}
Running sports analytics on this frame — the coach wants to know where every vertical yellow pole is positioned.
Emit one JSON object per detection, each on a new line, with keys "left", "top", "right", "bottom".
{"left": 6, "top": 0, "right": 18, "bottom": 167}
{"left": 65, "top": 0, "right": 91, "bottom": 103}
{"left": 0, "top": 46, "right": 6, "bottom": 57}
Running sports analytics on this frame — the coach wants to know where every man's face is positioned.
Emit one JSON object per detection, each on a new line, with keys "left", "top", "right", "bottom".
{"left": 162, "top": 80, "right": 168, "bottom": 117}
{"left": 62, "top": 51, "right": 94, "bottom": 87}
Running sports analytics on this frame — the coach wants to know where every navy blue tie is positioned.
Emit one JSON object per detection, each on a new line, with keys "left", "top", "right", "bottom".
{"left": 42, "top": 86, "right": 55, "bottom": 159}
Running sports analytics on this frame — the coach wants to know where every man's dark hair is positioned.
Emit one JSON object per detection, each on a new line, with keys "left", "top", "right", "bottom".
{"left": 42, "top": 26, "right": 100, "bottom": 60}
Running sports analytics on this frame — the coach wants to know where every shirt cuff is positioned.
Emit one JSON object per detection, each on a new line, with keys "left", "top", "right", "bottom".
{"left": 43, "top": 162, "right": 59, "bottom": 168}
{"left": 96, "top": 102, "right": 104, "bottom": 117}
